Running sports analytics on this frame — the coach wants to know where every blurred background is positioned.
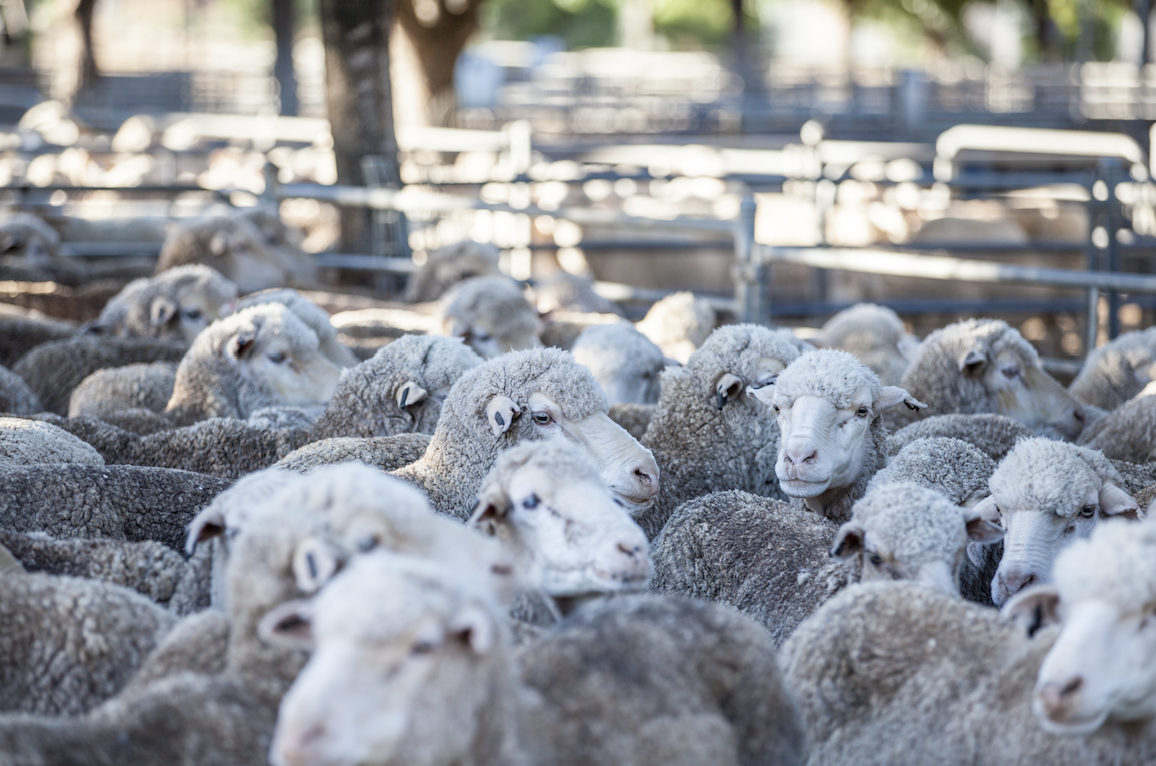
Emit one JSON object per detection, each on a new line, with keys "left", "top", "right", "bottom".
{"left": 4, "top": 0, "right": 1156, "bottom": 365}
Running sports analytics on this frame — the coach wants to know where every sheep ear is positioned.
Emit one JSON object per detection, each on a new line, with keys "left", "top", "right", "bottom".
{"left": 258, "top": 599, "right": 316, "bottom": 650}
{"left": 447, "top": 320, "right": 471, "bottom": 341}
{"left": 79, "top": 320, "right": 106, "bottom": 336}
{"left": 395, "top": 380, "right": 428, "bottom": 409}
{"left": 450, "top": 603, "right": 495, "bottom": 655}
{"left": 966, "top": 496, "right": 1001, "bottom": 566}
{"left": 467, "top": 492, "right": 510, "bottom": 536}
{"left": 209, "top": 230, "right": 229, "bottom": 256}
{"left": 150, "top": 296, "right": 177, "bottom": 327}
{"left": 877, "top": 386, "right": 927, "bottom": 412}
{"left": 714, "top": 373, "right": 744, "bottom": 410}
{"left": 830, "top": 523, "right": 865, "bottom": 559}
{"left": 185, "top": 505, "right": 228, "bottom": 555}
{"left": 485, "top": 395, "right": 520, "bottom": 437}
{"left": 1002, "top": 584, "right": 1061, "bottom": 638}
{"left": 1099, "top": 484, "right": 1141, "bottom": 520}
{"left": 227, "top": 332, "right": 257, "bottom": 361}
{"left": 962, "top": 508, "right": 1005, "bottom": 545}
{"left": 958, "top": 348, "right": 987, "bottom": 376}
{"left": 292, "top": 538, "right": 339, "bottom": 594}
{"left": 747, "top": 384, "right": 777, "bottom": 408}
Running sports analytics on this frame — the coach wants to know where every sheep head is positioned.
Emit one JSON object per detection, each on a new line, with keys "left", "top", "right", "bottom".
{"left": 980, "top": 438, "right": 1142, "bottom": 606}
{"left": 757, "top": 349, "right": 925, "bottom": 518}
{"left": 469, "top": 439, "right": 651, "bottom": 599}
{"left": 89, "top": 264, "right": 238, "bottom": 344}
{"left": 439, "top": 276, "right": 542, "bottom": 359}
{"left": 1002, "top": 516, "right": 1156, "bottom": 736}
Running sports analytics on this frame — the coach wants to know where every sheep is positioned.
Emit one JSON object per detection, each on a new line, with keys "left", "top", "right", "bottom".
{"left": 538, "top": 310, "right": 623, "bottom": 351}
{"left": 469, "top": 439, "right": 652, "bottom": 621}
{"left": 608, "top": 401, "right": 654, "bottom": 440}
{"left": 0, "top": 463, "right": 230, "bottom": 552}
{"left": 232, "top": 287, "right": 360, "bottom": 368}
{"left": 0, "top": 529, "right": 206, "bottom": 614}
{"left": 818, "top": 302, "right": 919, "bottom": 386}
{"left": 273, "top": 433, "right": 433, "bottom": 474}
{"left": 1068, "top": 325, "right": 1156, "bottom": 411}
{"left": 155, "top": 210, "right": 317, "bottom": 294}
{"left": 392, "top": 346, "right": 660, "bottom": 521}
{"left": 533, "top": 271, "right": 625, "bottom": 315}
{"left": 264, "top": 555, "right": 806, "bottom": 766}
{"left": 885, "top": 411, "right": 1034, "bottom": 462}
{"left": 1001, "top": 516, "right": 1156, "bottom": 750}
{"left": 752, "top": 348, "right": 927, "bottom": 523}
{"left": 895, "top": 318, "right": 1088, "bottom": 439}
{"left": 83, "top": 265, "right": 239, "bottom": 345}
{"left": 437, "top": 275, "right": 543, "bottom": 359}
{"left": 868, "top": 436, "right": 996, "bottom": 508}
{"left": 0, "top": 416, "right": 104, "bottom": 466}
{"left": 13, "top": 336, "right": 187, "bottom": 415}
{"left": 164, "top": 303, "right": 341, "bottom": 426}
{"left": 570, "top": 322, "right": 667, "bottom": 405}
{"left": 1076, "top": 391, "right": 1156, "bottom": 464}
{"left": 637, "top": 324, "right": 805, "bottom": 539}
{"left": 973, "top": 437, "right": 1142, "bottom": 606}
{"left": 404, "top": 239, "right": 501, "bottom": 303}
{"left": 650, "top": 482, "right": 1002, "bottom": 646}
{"left": 67, "top": 361, "right": 176, "bottom": 422}
{"left": 0, "top": 303, "right": 77, "bottom": 368}
{"left": 635, "top": 290, "right": 716, "bottom": 364}
{"left": 0, "top": 365, "right": 42, "bottom": 415}
{"left": 0, "top": 572, "right": 177, "bottom": 716}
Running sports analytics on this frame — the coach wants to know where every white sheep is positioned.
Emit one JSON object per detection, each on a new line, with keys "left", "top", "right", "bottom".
{"left": 818, "top": 302, "right": 919, "bottom": 386}
{"left": 973, "top": 437, "right": 1142, "bottom": 606}
{"left": 750, "top": 348, "right": 927, "bottom": 522}
{"left": 232, "top": 287, "right": 360, "bottom": 368}
{"left": 404, "top": 239, "right": 501, "bottom": 303}
{"left": 437, "top": 275, "right": 543, "bottom": 359}
{"left": 635, "top": 290, "right": 715, "bottom": 364}
{"left": 1068, "top": 325, "right": 1156, "bottom": 411}
{"left": 569, "top": 322, "right": 668, "bottom": 405}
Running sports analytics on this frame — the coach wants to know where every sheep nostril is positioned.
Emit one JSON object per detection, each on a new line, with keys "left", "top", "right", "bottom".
{"left": 1073, "top": 409, "right": 1085, "bottom": 423}
{"left": 1060, "top": 676, "right": 1083, "bottom": 698}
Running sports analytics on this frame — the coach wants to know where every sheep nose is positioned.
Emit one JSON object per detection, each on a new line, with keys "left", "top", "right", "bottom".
{"left": 279, "top": 722, "right": 327, "bottom": 766}
{"left": 1038, "top": 677, "right": 1084, "bottom": 718}
{"left": 994, "top": 568, "right": 1036, "bottom": 605}
{"left": 629, "top": 459, "right": 659, "bottom": 498}
{"left": 786, "top": 446, "right": 817, "bottom": 465}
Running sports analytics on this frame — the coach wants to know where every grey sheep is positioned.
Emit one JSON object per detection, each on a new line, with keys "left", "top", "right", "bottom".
{"left": 0, "top": 365, "right": 41, "bottom": 415}
{"left": 0, "top": 572, "right": 176, "bottom": 716}
{"left": 637, "top": 324, "right": 804, "bottom": 539}
{"left": 273, "top": 433, "right": 432, "bottom": 475}
{"left": 885, "top": 412, "right": 1034, "bottom": 462}
{"left": 635, "top": 291, "right": 716, "bottom": 364}
{"left": 84, "top": 265, "right": 238, "bottom": 345}
{"left": 232, "top": 287, "right": 360, "bottom": 368}
{"left": 818, "top": 302, "right": 918, "bottom": 386}
{"left": 392, "top": 346, "right": 660, "bottom": 521}
{"left": 1068, "top": 325, "right": 1156, "bottom": 410}
{"left": 0, "top": 463, "right": 230, "bottom": 552}
{"left": 1077, "top": 391, "right": 1156, "bottom": 463}
{"left": 155, "top": 210, "right": 317, "bottom": 294}
{"left": 868, "top": 436, "right": 995, "bottom": 508}
{"left": 533, "top": 271, "right": 625, "bottom": 315}
{"left": 896, "top": 318, "right": 1087, "bottom": 440}
{"left": 437, "top": 275, "right": 543, "bottom": 359}
{"left": 0, "top": 304, "right": 77, "bottom": 369}
{"left": 13, "top": 336, "right": 187, "bottom": 415}
{"left": 265, "top": 555, "right": 806, "bottom": 766}
{"left": 0, "top": 212, "right": 61, "bottom": 264}
{"left": 0, "top": 529, "right": 207, "bottom": 614}
{"left": 67, "top": 361, "right": 177, "bottom": 422}
{"left": 404, "top": 239, "right": 501, "bottom": 303}
{"left": 570, "top": 321, "right": 667, "bottom": 405}
{"left": 780, "top": 581, "right": 1149, "bottom": 766}
{"left": 0, "top": 416, "right": 104, "bottom": 466}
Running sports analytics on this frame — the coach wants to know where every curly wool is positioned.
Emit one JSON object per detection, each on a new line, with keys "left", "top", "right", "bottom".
{"left": 309, "top": 334, "right": 481, "bottom": 440}
{"left": 0, "top": 416, "right": 104, "bottom": 466}
{"left": 1053, "top": 515, "right": 1156, "bottom": 612}
{"left": 67, "top": 362, "right": 177, "bottom": 420}
{"left": 0, "top": 365, "right": 42, "bottom": 415}
{"left": 991, "top": 437, "right": 1127, "bottom": 520}
{"left": 819, "top": 302, "right": 912, "bottom": 386}
{"left": 273, "top": 433, "right": 433, "bottom": 475}
{"left": 886, "top": 412, "right": 1034, "bottom": 462}
{"left": 869, "top": 437, "right": 995, "bottom": 507}
{"left": 233, "top": 288, "right": 359, "bottom": 368}
{"left": 92, "top": 265, "right": 237, "bottom": 343}
{"left": 1077, "top": 393, "right": 1156, "bottom": 464}
{"left": 849, "top": 481, "right": 969, "bottom": 573}
{"left": 437, "top": 276, "right": 541, "bottom": 348}
{"left": 638, "top": 324, "right": 803, "bottom": 539}
{"left": 1069, "top": 326, "right": 1156, "bottom": 411}
{"left": 394, "top": 347, "right": 609, "bottom": 520}
{"left": 13, "top": 336, "right": 187, "bottom": 415}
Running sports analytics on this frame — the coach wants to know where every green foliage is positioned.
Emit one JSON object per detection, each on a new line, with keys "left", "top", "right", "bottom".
{"left": 483, "top": 0, "right": 619, "bottom": 48}
{"left": 653, "top": 0, "right": 755, "bottom": 48}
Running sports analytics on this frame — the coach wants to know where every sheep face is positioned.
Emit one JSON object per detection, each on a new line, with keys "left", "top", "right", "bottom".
{"left": 571, "top": 323, "right": 667, "bottom": 405}
{"left": 831, "top": 483, "right": 1003, "bottom": 596}
{"left": 975, "top": 347, "right": 1085, "bottom": 441}
{"left": 227, "top": 310, "right": 342, "bottom": 410}
{"left": 471, "top": 440, "right": 651, "bottom": 597}
{"left": 266, "top": 556, "right": 502, "bottom": 766}
{"left": 982, "top": 438, "right": 1141, "bottom": 606}
{"left": 92, "top": 265, "right": 239, "bottom": 344}
{"left": 439, "top": 276, "right": 543, "bottom": 359}
{"left": 1003, "top": 519, "right": 1156, "bottom": 736}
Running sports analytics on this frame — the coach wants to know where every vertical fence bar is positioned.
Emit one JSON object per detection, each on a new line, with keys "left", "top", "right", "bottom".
{"left": 1104, "top": 159, "right": 1122, "bottom": 340}
{"left": 733, "top": 193, "right": 762, "bottom": 324}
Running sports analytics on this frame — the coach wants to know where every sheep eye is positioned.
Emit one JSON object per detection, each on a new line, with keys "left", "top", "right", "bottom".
{"left": 1001, "top": 366, "right": 1019, "bottom": 379}
{"left": 182, "top": 307, "right": 202, "bottom": 320}
{"left": 411, "top": 640, "right": 436, "bottom": 656}
{"left": 772, "top": 405, "right": 780, "bottom": 413}
{"left": 357, "top": 535, "right": 379, "bottom": 553}
{"left": 266, "top": 352, "right": 287, "bottom": 364}
{"left": 869, "top": 553, "right": 883, "bottom": 567}
{"left": 474, "top": 331, "right": 492, "bottom": 342}
{"left": 613, "top": 498, "right": 626, "bottom": 508}
{"left": 856, "top": 406, "right": 869, "bottom": 417}
{"left": 531, "top": 412, "right": 553, "bottom": 426}
{"left": 522, "top": 494, "right": 540, "bottom": 510}
{"left": 1079, "top": 505, "right": 1096, "bottom": 518}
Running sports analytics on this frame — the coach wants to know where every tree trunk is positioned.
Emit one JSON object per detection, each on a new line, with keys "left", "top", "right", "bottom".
{"left": 318, "top": 0, "right": 401, "bottom": 252}
{"left": 272, "top": 0, "right": 298, "bottom": 116}
{"left": 73, "top": 0, "right": 98, "bottom": 98}
{"left": 393, "top": 0, "right": 486, "bottom": 127}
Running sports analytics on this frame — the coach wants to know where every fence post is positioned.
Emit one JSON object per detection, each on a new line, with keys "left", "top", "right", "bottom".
{"left": 733, "top": 193, "right": 763, "bottom": 324}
